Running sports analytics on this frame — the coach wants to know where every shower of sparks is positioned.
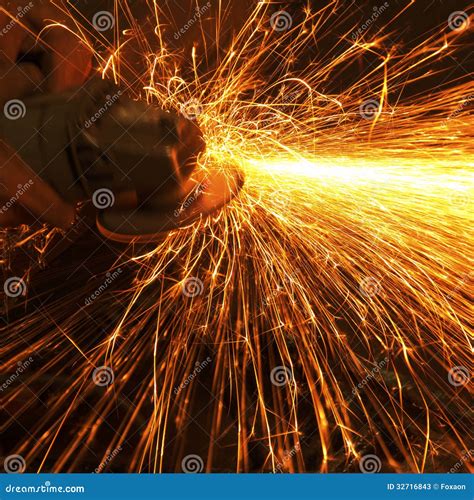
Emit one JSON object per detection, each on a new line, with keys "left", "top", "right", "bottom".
{"left": 1, "top": 1, "right": 473, "bottom": 473}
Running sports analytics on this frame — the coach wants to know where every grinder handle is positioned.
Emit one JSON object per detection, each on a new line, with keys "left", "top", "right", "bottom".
{"left": 0, "top": 127, "right": 76, "bottom": 229}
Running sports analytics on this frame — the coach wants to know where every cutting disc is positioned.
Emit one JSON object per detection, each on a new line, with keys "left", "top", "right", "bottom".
{"left": 96, "top": 167, "right": 244, "bottom": 243}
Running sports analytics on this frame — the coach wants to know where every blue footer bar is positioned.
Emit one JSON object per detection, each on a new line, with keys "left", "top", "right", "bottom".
{"left": 1, "top": 474, "right": 472, "bottom": 499}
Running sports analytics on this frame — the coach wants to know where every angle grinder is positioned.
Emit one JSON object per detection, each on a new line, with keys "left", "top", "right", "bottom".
{"left": 0, "top": 79, "right": 243, "bottom": 243}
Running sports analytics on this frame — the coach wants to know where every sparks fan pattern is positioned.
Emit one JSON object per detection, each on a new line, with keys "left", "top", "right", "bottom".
{"left": 1, "top": 0, "right": 473, "bottom": 473}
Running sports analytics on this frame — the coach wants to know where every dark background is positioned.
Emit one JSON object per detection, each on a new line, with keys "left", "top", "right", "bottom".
{"left": 74, "top": 0, "right": 473, "bottom": 97}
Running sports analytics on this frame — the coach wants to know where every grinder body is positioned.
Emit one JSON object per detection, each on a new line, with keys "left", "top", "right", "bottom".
{"left": 0, "top": 80, "right": 243, "bottom": 243}
{"left": 0, "top": 80, "right": 200, "bottom": 206}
